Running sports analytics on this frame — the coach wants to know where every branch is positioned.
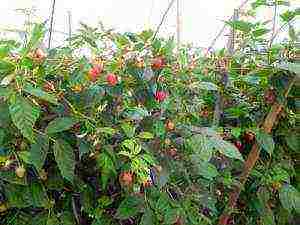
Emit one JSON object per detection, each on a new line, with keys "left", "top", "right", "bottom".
{"left": 218, "top": 76, "right": 296, "bottom": 225}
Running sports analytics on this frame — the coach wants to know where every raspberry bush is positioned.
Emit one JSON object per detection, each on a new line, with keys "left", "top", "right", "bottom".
{"left": 0, "top": 2, "right": 299, "bottom": 225}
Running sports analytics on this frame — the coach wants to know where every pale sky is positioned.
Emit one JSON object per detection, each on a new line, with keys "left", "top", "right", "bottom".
{"left": 1, "top": 0, "right": 299, "bottom": 48}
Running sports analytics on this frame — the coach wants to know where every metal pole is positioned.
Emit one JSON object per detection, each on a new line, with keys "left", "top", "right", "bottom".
{"left": 68, "top": 11, "right": 72, "bottom": 44}
{"left": 206, "top": 0, "right": 249, "bottom": 55}
{"left": 152, "top": 0, "right": 176, "bottom": 40}
{"left": 269, "top": 2, "right": 278, "bottom": 47}
{"left": 48, "top": 0, "right": 56, "bottom": 49}
{"left": 176, "top": 0, "right": 181, "bottom": 50}
{"left": 213, "top": 9, "right": 239, "bottom": 127}
{"left": 227, "top": 9, "right": 239, "bottom": 55}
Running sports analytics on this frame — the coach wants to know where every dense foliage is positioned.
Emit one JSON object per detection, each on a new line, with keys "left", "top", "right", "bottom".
{"left": 0, "top": 2, "right": 299, "bottom": 225}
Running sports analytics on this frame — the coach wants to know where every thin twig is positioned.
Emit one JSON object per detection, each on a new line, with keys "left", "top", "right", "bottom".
{"left": 152, "top": 0, "right": 177, "bottom": 40}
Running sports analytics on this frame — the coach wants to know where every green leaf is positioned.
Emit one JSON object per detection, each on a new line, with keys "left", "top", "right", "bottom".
{"left": 231, "top": 127, "right": 242, "bottom": 139}
{"left": 138, "top": 132, "right": 154, "bottom": 139}
{"left": 98, "top": 195, "right": 113, "bottom": 208}
{"left": 256, "top": 130, "right": 274, "bottom": 155}
{"left": 0, "top": 86, "right": 13, "bottom": 99}
{"left": 9, "top": 95, "right": 40, "bottom": 142}
{"left": 0, "top": 46, "right": 10, "bottom": 59}
{"left": 121, "top": 122, "right": 136, "bottom": 138}
{"left": 161, "top": 38, "right": 175, "bottom": 57}
{"left": 45, "top": 117, "right": 79, "bottom": 134}
{"left": 285, "top": 134, "right": 299, "bottom": 152}
{"left": 280, "top": 10, "right": 296, "bottom": 22}
{"left": 0, "top": 170, "right": 27, "bottom": 185}
{"left": 53, "top": 139, "right": 75, "bottom": 182}
{"left": 29, "top": 181, "right": 50, "bottom": 208}
{"left": 19, "top": 151, "right": 30, "bottom": 164}
{"left": 165, "top": 208, "right": 181, "bottom": 224}
{"left": 156, "top": 193, "right": 171, "bottom": 213}
{"left": 261, "top": 211, "right": 275, "bottom": 225}
{"left": 31, "top": 213, "right": 48, "bottom": 225}
{"left": 252, "top": 28, "right": 270, "bottom": 37}
{"left": 198, "top": 82, "right": 219, "bottom": 91}
{"left": 1, "top": 74, "right": 15, "bottom": 86}
{"left": 279, "top": 184, "right": 300, "bottom": 213}
{"left": 139, "top": 30, "right": 154, "bottom": 42}
{"left": 29, "top": 135, "right": 49, "bottom": 171}
{"left": 288, "top": 25, "right": 297, "bottom": 41}
{"left": 22, "top": 23, "right": 46, "bottom": 56}
{"left": 122, "top": 139, "right": 142, "bottom": 156}
{"left": 197, "top": 161, "right": 219, "bottom": 180}
{"left": 78, "top": 139, "right": 91, "bottom": 159}
{"left": 81, "top": 185, "right": 94, "bottom": 213}
{"left": 116, "top": 196, "right": 144, "bottom": 220}
{"left": 23, "top": 83, "right": 58, "bottom": 105}
{"left": 212, "top": 138, "right": 244, "bottom": 161}
{"left": 125, "top": 107, "right": 149, "bottom": 120}
{"left": 0, "top": 59, "right": 15, "bottom": 75}
{"left": 46, "top": 216, "right": 60, "bottom": 225}
{"left": 4, "top": 183, "right": 31, "bottom": 208}
{"left": 140, "top": 208, "right": 155, "bottom": 225}
{"left": 186, "top": 134, "right": 213, "bottom": 162}
{"left": 0, "top": 128, "right": 5, "bottom": 146}
{"left": 226, "top": 20, "right": 253, "bottom": 33}
{"left": 189, "top": 128, "right": 243, "bottom": 160}
{"left": 60, "top": 211, "right": 76, "bottom": 225}
{"left": 92, "top": 215, "right": 113, "bottom": 225}
{"left": 276, "top": 62, "right": 300, "bottom": 75}
{"left": 97, "top": 127, "right": 116, "bottom": 136}
{"left": 97, "top": 151, "right": 116, "bottom": 189}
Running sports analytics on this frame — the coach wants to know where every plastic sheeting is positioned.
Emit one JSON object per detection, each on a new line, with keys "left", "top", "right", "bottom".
{"left": 1, "top": 0, "right": 299, "bottom": 48}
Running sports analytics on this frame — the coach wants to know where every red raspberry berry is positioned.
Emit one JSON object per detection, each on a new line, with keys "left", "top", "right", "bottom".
{"left": 244, "top": 131, "right": 255, "bottom": 143}
{"left": 165, "top": 120, "right": 175, "bottom": 131}
{"left": 106, "top": 73, "right": 118, "bottom": 86}
{"left": 119, "top": 171, "right": 133, "bottom": 186}
{"left": 264, "top": 89, "right": 276, "bottom": 104}
{"left": 35, "top": 48, "right": 46, "bottom": 60}
{"left": 154, "top": 91, "right": 167, "bottom": 102}
{"left": 234, "top": 141, "right": 243, "bottom": 152}
{"left": 88, "top": 65, "right": 102, "bottom": 82}
{"left": 43, "top": 81, "right": 55, "bottom": 92}
{"left": 151, "top": 57, "right": 166, "bottom": 70}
